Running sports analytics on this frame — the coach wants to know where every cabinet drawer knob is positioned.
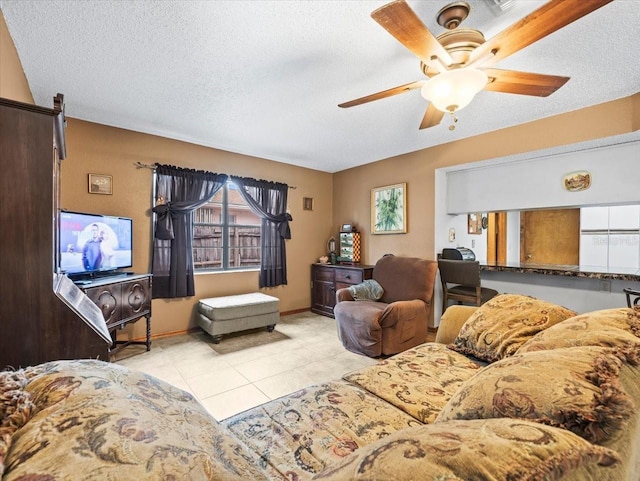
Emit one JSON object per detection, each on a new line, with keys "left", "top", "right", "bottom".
{"left": 345, "top": 274, "right": 351, "bottom": 279}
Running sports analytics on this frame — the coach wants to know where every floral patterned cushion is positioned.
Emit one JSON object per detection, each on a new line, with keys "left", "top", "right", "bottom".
{"left": 449, "top": 294, "right": 577, "bottom": 362}
{"left": 0, "top": 370, "right": 34, "bottom": 477}
{"left": 343, "top": 343, "right": 483, "bottom": 423}
{"left": 436, "top": 346, "right": 637, "bottom": 445}
{"left": 222, "top": 380, "right": 421, "bottom": 481}
{"left": 2, "top": 360, "right": 275, "bottom": 481}
{"left": 518, "top": 307, "right": 640, "bottom": 353}
{"left": 312, "top": 419, "right": 619, "bottom": 481}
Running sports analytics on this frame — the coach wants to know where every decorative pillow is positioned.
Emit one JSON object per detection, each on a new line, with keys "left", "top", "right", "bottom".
{"left": 343, "top": 343, "right": 483, "bottom": 423}
{"left": 348, "top": 279, "right": 384, "bottom": 301}
{"left": 0, "top": 370, "right": 34, "bottom": 477}
{"left": 519, "top": 307, "right": 640, "bottom": 354}
{"left": 312, "top": 418, "right": 619, "bottom": 481}
{"left": 436, "top": 346, "right": 636, "bottom": 445}
{"left": 449, "top": 294, "right": 576, "bottom": 362}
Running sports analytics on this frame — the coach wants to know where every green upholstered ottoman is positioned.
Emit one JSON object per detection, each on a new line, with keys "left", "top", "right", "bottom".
{"left": 197, "top": 293, "right": 279, "bottom": 343}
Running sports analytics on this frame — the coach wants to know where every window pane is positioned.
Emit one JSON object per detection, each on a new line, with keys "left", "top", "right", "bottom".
{"left": 228, "top": 184, "right": 261, "bottom": 227}
{"left": 193, "top": 182, "right": 261, "bottom": 271}
{"left": 195, "top": 202, "right": 222, "bottom": 224}
{"left": 229, "top": 226, "right": 261, "bottom": 267}
{"left": 193, "top": 225, "right": 222, "bottom": 269}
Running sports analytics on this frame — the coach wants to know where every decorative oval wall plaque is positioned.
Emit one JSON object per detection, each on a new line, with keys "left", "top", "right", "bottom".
{"left": 563, "top": 171, "right": 591, "bottom": 192}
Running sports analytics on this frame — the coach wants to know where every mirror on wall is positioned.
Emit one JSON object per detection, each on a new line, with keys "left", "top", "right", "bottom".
{"left": 483, "top": 204, "right": 640, "bottom": 273}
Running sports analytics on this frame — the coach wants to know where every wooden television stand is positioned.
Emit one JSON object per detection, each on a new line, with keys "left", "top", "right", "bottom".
{"left": 76, "top": 273, "right": 152, "bottom": 357}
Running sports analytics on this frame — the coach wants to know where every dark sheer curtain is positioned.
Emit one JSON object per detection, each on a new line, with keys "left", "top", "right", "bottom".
{"left": 152, "top": 165, "right": 227, "bottom": 298}
{"left": 231, "top": 176, "right": 292, "bottom": 288}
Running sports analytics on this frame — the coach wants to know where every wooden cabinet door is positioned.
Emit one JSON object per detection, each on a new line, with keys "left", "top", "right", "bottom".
{"left": 121, "top": 278, "right": 151, "bottom": 321}
{"left": 311, "top": 265, "right": 335, "bottom": 316}
{"left": 520, "top": 209, "right": 580, "bottom": 265}
{"left": 312, "top": 280, "right": 335, "bottom": 315}
{"left": 84, "top": 284, "right": 122, "bottom": 325}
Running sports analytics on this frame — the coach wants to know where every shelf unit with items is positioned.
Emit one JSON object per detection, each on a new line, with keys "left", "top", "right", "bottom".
{"left": 338, "top": 231, "right": 361, "bottom": 264}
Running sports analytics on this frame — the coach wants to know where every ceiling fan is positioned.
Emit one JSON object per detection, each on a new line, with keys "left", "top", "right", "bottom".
{"left": 339, "top": 0, "right": 613, "bottom": 130}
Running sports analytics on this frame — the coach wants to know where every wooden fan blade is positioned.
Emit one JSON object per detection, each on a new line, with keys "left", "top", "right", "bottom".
{"left": 338, "top": 81, "right": 423, "bottom": 108}
{"left": 468, "top": 0, "right": 613, "bottom": 68}
{"left": 483, "top": 68, "right": 570, "bottom": 97}
{"left": 419, "top": 103, "right": 445, "bottom": 130}
{"left": 372, "top": 0, "right": 453, "bottom": 71}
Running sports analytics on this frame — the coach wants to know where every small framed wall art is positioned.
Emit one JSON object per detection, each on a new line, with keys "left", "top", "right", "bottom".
{"left": 563, "top": 171, "right": 591, "bottom": 192}
{"left": 303, "top": 197, "right": 314, "bottom": 211}
{"left": 371, "top": 182, "right": 407, "bottom": 234}
{"left": 88, "top": 173, "right": 113, "bottom": 195}
{"left": 468, "top": 212, "right": 482, "bottom": 234}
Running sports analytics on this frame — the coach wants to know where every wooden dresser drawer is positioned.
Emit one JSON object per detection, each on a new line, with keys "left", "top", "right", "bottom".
{"left": 313, "top": 265, "right": 335, "bottom": 282}
{"left": 335, "top": 268, "right": 364, "bottom": 285}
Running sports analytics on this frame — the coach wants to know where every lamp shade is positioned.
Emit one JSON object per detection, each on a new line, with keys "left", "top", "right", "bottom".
{"left": 421, "top": 68, "right": 488, "bottom": 113}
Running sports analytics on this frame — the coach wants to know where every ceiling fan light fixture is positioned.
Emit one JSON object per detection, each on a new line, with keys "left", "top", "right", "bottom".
{"left": 421, "top": 68, "right": 488, "bottom": 113}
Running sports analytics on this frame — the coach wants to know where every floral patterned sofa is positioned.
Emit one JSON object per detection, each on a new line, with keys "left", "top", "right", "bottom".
{"left": 2, "top": 294, "right": 639, "bottom": 481}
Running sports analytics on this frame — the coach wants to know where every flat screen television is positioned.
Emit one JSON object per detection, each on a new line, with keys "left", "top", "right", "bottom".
{"left": 59, "top": 211, "right": 133, "bottom": 279}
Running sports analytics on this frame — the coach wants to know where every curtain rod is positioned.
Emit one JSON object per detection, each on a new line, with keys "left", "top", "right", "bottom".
{"left": 133, "top": 161, "right": 296, "bottom": 189}
{"left": 135, "top": 161, "right": 158, "bottom": 170}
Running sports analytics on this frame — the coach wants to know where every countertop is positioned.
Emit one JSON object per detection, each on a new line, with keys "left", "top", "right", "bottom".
{"left": 480, "top": 261, "right": 640, "bottom": 282}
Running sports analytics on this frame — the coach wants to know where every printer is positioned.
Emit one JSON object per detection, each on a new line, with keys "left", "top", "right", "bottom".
{"left": 441, "top": 247, "right": 476, "bottom": 261}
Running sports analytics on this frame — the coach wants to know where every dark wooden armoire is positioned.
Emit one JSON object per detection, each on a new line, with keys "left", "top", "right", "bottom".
{"left": 0, "top": 95, "right": 109, "bottom": 369}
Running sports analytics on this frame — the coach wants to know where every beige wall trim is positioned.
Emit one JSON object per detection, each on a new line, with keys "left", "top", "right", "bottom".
{"left": 123, "top": 308, "right": 312, "bottom": 343}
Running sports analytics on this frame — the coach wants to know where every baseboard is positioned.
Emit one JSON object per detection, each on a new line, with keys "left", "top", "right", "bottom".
{"left": 281, "top": 307, "right": 311, "bottom": 316}
{"left": 123, "top": 308, "right": 314, "bottom": 343}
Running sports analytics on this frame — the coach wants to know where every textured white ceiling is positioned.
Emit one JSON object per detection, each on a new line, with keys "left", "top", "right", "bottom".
{"left": 2, "top": 0, "right": 639, "bottom": 173}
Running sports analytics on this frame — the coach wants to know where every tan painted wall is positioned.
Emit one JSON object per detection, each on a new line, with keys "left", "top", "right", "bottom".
{"left": 333, "top": 94, "right": 639, "bottom": 265}
{"left": 633, "top": 92, "right": 640, "bottom": 132}
{"left": 61, "top": 119, "right": 333, "bottom": 339}
{"left": 0, "top": 10, "right": 33, "bottom": 103}
{"left": 3, "top": 13, "right": 639, "bottom": 341}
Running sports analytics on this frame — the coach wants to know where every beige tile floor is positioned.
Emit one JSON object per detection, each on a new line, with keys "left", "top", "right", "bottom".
{"left": 114, "top": 311, "right": 381, "bottom": 421}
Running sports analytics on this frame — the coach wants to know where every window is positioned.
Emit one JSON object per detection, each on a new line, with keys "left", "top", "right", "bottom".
{"left": 193, "top": 181, "right": 261, "bottom": 271}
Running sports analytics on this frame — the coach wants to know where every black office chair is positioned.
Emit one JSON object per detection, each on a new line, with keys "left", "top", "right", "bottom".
{"left": 624, "top": 287, "right": 640, "bottom": 308}
{"left": 438, "top": 259, "right": 499, "bottom": 315}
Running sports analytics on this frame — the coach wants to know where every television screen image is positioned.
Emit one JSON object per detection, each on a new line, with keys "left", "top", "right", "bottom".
{"left": 59, "top": 211, "right": 133, "bottom": 277}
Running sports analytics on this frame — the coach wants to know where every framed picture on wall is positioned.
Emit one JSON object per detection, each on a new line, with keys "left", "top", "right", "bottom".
{"left": 468, "top": 212, "right": 482, "bottom": 234}
{"left": 303, "top": 197, "right": 314, "bottom": 211}
{"left": 88, "top": 173, "right": 113, "bottom": 195}
{"left": 371, "top": 182, "right": 407, "bottom": 234}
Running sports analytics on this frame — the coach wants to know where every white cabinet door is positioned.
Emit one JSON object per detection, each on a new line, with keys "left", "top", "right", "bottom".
{"left": 609, "top": 205, "right": 640, "bottom": 230}
{"left": 608, "top": 234, "right": 640, "bottom": 269}
{"left": 580, "top": 206, "right": 609, "bottom": 230}
{"left": 579, "top": 234, "right": 608, "bottom": 267}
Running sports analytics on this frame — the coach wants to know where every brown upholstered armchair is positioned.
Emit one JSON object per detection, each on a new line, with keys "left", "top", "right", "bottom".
{"left": 334, "top": 255, "right": 438, "bottom": 357}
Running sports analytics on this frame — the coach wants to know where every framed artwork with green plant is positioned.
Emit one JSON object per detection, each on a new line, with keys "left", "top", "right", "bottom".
{"left": 371, "top": 183, "right": 407, "bottom": 234}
